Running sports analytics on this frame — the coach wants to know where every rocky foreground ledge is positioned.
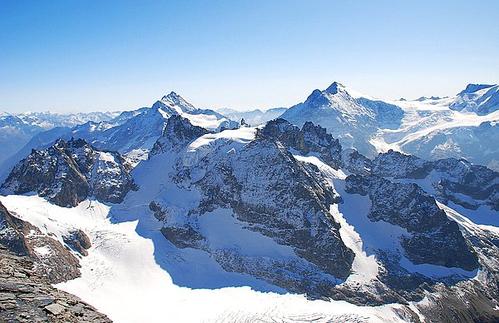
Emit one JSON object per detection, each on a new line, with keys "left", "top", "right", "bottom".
{"left": 0, "top": 246, "right": 110, "bottom": 323}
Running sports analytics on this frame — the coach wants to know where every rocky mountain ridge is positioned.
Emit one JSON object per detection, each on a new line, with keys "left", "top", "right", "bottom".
{"left": 1, "top": 90, "right": 499, "bottom": 322}
{"left": 130, "top": 117, "right": 498, "bottom": 318}
{"left": 1, "top": 138, "right": 135, "bottom": 207}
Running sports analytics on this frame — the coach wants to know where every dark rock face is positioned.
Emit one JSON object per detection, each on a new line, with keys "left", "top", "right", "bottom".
{"left": 150, "top": 117, "right": 356, "bottom": 294}
{"left": 341, "top": 148, "right": 372, "bottom": 175}
{"left": 0, "top": 202, "right": 30, "bottom": 256}
{"left": 260, "top": 118, "right": 343, "bottom": 169}
{"left": 432, "top": 158, "right": 499, "bottom": 211}
{"left": 1, "top": 138, "right": 135, "bottom": 207}
{"left": 372, "top": 150, "right": 499, "bottom": 211}
{"left": 0, "top": 202, "right": 81, "bottom": 284}
{"left": 258, "top": 118, "right": 305, "bottom": 150}
{"left": 161, "top": 226, "right": 205, "bottom": 249}
{"left": 149, "top": 201, "right": 168, "bottom": 221}
{"left": 63, "top": 230, "right": 91, "bottom": 256}
{"left": 372, "top": 150, "right": 432, "bottom": 179}
{"left": 198, "top": 138, "right": 353, "bottom": 278}
{"left": 151, "top": 115, "right": 210, "bottom": 155}
{"left": 157, "top": 120, "right": 355, "bottom": 293}
{"left": 412, "top": 211, "right": 499, "bottom": 323}
{"left": 345, "top": 175, "right": 479, "bottom": 271}
{"left": 0, "top": 246, "right": 110, "bottom": 322}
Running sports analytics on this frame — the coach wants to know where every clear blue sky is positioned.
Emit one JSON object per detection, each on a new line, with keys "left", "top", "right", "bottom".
{"left": 1, "top": 0, "right": 498, "bottom": 112}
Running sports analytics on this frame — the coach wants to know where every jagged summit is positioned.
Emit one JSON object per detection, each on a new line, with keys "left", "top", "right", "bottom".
{"left": 304, "top": 82, "right": 350, "bottom": 102}
{"left": 325, "top": 81, "right": 347, "bottom": 95}
{"left": 151, "top": 115, "right": 209, "bottom": 154}
{"left": 1, "top": 138, "right": 135, "bottom": 207}
{"left": 158, "top": 91, "right": 196, "bottom": 112}
{"left": 302, "top": 82, "right": 361, "bottom": 110}
{"left": 148, "top": 91, "right": 236, "bottom": 131}
{"left": 162, "top": 91, "right": 181, "bottom": 100}
{"left": 326, "top": 81, "right": 346, "bottom": 94}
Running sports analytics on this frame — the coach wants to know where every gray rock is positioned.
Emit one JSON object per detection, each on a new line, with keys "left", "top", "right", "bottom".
{"left": 151, "top": 115, "right": 210, "bottom": 155}
{"left": 155, "top": 117, "right": 355, "bottom": 296}
{"left": 44, "top": 303, "right": 65, "bottom": 315}
{"left": 63, "top": 229, "right": 91, "bottom": 256}
{"left": 372, "top": 150, "right": 499, "bottom": 211}
{"left": 1, "top": 138, "right": 136, "bottom": 207}
{"left": 259, "top": 118, "right": 343, "bottom": 169}
{"left": 0, "top": 246, "right": 110, "bottom": 322}
{"left": 0, "top": 201, "right": 81, "bottom": 283}
{"left": 345, "top": 174, "right": 479, "bottom": 270}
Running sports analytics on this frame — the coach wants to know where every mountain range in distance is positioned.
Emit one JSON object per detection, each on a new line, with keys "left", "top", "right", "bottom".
{"left": 1, "top": 81, "right": 498, "bottom": 175}
{"left": 1, "top": 81, "right": 498, "bottom": 322}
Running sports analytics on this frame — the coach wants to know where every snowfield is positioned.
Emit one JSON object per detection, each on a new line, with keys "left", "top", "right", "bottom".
{"left": 373, "top": 102, "right": 499, "bottom": 152}
{"left": 0, "top": 195, "right": 406, "bottom": 323}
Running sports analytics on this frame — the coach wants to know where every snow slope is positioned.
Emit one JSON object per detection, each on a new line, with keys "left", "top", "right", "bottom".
{"left": 370, "top": 86, "right": 499, "bottom": 170}
{"left": 0, "top": 195, "right": 406, "bottom": 323}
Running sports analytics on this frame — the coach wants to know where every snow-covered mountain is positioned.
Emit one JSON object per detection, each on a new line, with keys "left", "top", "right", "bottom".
{"left": 1, "top": 138, "right": 135, "bottom": 207}
{"left": 1, "top": 83, "right": 499, "bottom": 322}
{"left": 0, "top": 111, "right": 118, "bottom": 167}
{"left": 0, "top": 115, "right": 42, "bottom": 168}
{"left": 450, "top": 84, "right": 499, "bottom": 115}
{"left": 278, "top": 81, "right": 499, "bottom": 171}
{"left": 216, "top": 107, "right": 288, "bottom": 126}
{"left": 67, "top": 91, "right": 236, "bottom": 156}
{"left": 15, "top": 111, "right": 120, "bottom": 129}
{"left": 374, "top": 84, "right": 499, "bottom": 170}
{"left": 0, "top": 92, "right": 237, "bottom": 182}
{"left": 2, "top": 115, "right": 497, "bottom": 322}
{"left": 280, "top": 82, "right": 404, "bottom": 157}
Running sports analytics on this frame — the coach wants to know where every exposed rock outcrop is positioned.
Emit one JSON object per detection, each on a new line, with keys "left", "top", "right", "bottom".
{"left": 1, "top": 138, "right": 136, "bottom": 207}
{"left": 151, "top": 115, "right": 210, "bottom": 155}
{"left": 151, "top": 117, "right": 355, "bottom": 295}
{"left": 259, "top": 118, "right": 343, "bottom": 169}
{"left": 345, "top": 174, "right": 479, "bottom": 270}
{"left": 0, "top": 202, "right": 81, "bottom": 283}
{"left": 372, "top": 150, "right": 499, "bottom": 211}
{"left": 0, "top": 245, "right": 110, "bottom": 322}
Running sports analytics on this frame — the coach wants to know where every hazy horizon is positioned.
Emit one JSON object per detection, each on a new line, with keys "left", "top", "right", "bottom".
{"left": 2, "top": 80, "right": 498, "bottom": 115}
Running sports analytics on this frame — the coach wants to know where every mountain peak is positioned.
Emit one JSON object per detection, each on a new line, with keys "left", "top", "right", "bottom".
{"left": 162, "top": 91, "right": 181, "bottom": 100}
{"left": 159, "top": 91, "right": 196, "bottom": 112}
{"left": 161, "top": 91, "right": 185, "bottom": 105}
{"left": 325, "top": 82, "right": 346, "bottom": 95}
{"left": 151, "top": 115, "right": 209, "bottom": 154}
{"left": 304, "top": 82, "right": 351, "bottom": 103}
